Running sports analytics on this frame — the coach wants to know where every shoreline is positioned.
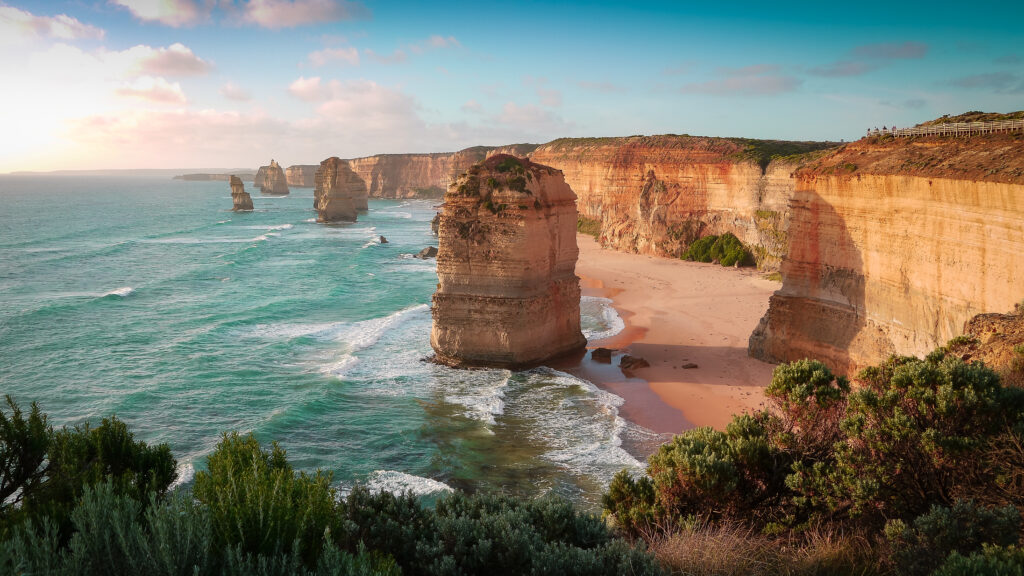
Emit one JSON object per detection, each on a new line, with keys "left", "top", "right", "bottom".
{"left": 560, "top": 234, "right": 780, "bottom": 436}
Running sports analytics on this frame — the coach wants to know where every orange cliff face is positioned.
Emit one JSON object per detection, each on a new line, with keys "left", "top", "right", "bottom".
{"left": 750, "top": 133, "right": 1024, "bottom": 374}
{"left": 528, "top": 136, "right": 809, "bottom": 270}
{"left": 346, "top": 153, "right": 454, "bottom": 198}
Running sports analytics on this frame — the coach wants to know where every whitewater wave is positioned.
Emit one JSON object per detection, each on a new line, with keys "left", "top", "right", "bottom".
{"left": 580, "top": 296, "right": 625, "bottom": 342}
{"left": 442, "top": 370, "right": 511, "bottom": 426}
{"left": 102, "top": 286, "right": 135, "bottom": 298}
{"left": 241, "top": 223, "right": 293, "bottom": 231}
{"left": 169, "top": 459, "right": 195, "bottom": 490}
{"left": 366, "top": 470, "right": 453, "bottom": 496}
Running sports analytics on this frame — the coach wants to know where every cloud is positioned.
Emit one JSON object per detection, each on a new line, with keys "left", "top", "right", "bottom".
{"left": 994, "top": 53, "right": 1022, "bottom": 65}
{"left": 288, "top": 76, "right": 326, "bottom": 101}
{"left": 853, "top": 42, "right": 928, "bottom": 59}
{"left": 132, "top": 42, "right": 212, "bottom": 76}
{"left": 427, "top": 35, "right": 459, "bottom": 49}
{"left": 311, "top": 80, "right": 422, "bottom": 133}
{"left": 239, "top": 0, "right": 369, "bottom": 29}
{"left": 308, "top": 46, "right": 359, "bottom": 67}
{"left": 220, "top": 82, "right": 251, "bottom": 101}
{"left": 949, "top": 72, "right": 1024, "bottom": 93}
{"left": 681, "top": 65, "right": 801, "bottom": 96}
{"left": 110, "top": 0, "right": 207, "bottom": 27}
{"left": 364, "top": 48, "right": 407, "bottom": 64}
{"left": 115, "top": 76, "right": 187, "bottom": 104}
{"left": 461, "top": 99, "right": 483, "bottom": 113}
{"left": 365, "top": 34, "right": 460, "bottom": 64}
{"left": 807, "top": 60, "right": 876, "bottom": 78}
{"left": 577, "top": 81, "right": 627, "bottom": 94}
{"left": 492, "top": 102, "right": 572, "bottom": 133}
{"left": 537, "top": 88, "right": 561, "bottom": 107}
{"left": 0, "top": 4, "right": 105, "bottom": 42}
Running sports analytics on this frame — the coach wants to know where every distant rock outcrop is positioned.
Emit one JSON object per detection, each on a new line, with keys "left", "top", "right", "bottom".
{"left": 313, "top": 157, "right": 364, "bottom": 223}
{"left": 230, "top": 175, "right": 253, "bottom": 211}
{"left": 431, "top": 155, "right": 586, "bottom": 368}
{"left": 285, "top": 165, "right": 318, "bottom": 187}
{"left": 415, "top": 246, "right": 437, "bottom": 259}
{"left": 255, "top": 159, "right": 289, "bottom": 195}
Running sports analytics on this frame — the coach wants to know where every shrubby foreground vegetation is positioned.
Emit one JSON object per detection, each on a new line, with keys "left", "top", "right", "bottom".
{"left": 0, "top": 400, "right": 659, "bottom": 575}
{"left": 682, "top": 232, "right": 754, "bottom": 267}
{"left": 604, "top": 345, "right": 1024, "bottom": 575}
{"left": 4, "top": 342, "right": 1023, "bottom": 575}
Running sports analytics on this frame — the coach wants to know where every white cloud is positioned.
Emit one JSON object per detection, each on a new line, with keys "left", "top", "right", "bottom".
{"left": 131, "top": 42, "right": 212, "bottom": 76}
{"left": 681, "top": 64, "right": 801, "bottom": 96}
{"left": 220, "top": 82, "right": 251, "bottom": 101}
{"left": 0, "top": 4, "right": 104, "bottom": 44}
{"left": 239, "top": 0, "right": 369, "bottom": 29}
{"left": 111, "top": 0, "right": 207, "bottom": 27}
{"left": 115, "top": 76, "right": 187, "bottom": 104}
{"left": 461, "top": 99, "right": 483, "bottom": 113}
{"left": 364, "top": 47, "right": 407, "bottom": 64}
{"left": 308, "top": 46, "right": 359, "bottom": 67}
{"left": 288, "top": 76, "right": 327, "bottom": 101}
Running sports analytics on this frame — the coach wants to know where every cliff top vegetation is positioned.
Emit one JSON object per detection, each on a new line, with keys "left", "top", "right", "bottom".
{"left": 917, "top": 110, "right": 1024, "bottom": 126}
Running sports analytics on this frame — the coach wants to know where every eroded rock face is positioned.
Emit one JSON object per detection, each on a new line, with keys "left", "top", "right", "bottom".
{"left": 255, "top": 159, "right": 290, "bottom": 195}
{"left": 230, "top": 175, "right": 253, "bottom": 211}
{"left": 285, "top": 165, "right": 317, "bottom": 187}
{"left": 313, "top": 157, "right": 366, "bottom": 222}
{"left": 750, "top": 135, "right": 1024, "bottom": 375}
{"left": 431, "top": 155, "right": 586, "bottom": 368}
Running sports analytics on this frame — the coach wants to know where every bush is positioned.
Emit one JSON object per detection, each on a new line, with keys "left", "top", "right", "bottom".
{"left": 577, "top": 216, "right": 601, "bottom": 239}
{"left": 932, "top": 545, "right": 1024, "bottom": 576}
{"left": 682, "top": 233, "right": 753, "bottom": 267}
{"left": 885, "top": 500, "right": 1021, "bottom": 576}
{"left": 0, "top": 396, "right": 51, "bottom": 523}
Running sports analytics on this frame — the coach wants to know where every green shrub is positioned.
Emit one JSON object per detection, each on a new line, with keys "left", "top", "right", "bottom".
{"left": 682, "top": 233, "right": 753, "bottom": 267}
{"left": 932, "top": 545, "right": 1024, "bottom": 576}
{"left": 193, "top": 432, "right": 336, "bottom": 567}
{"left": 0, "top": 396, "right": 51, "bottom": 524}
{"left": 577, "top": 216, "right": 601, "bottom": 239}
{"left": 885, "top": 500, "right": 1020, "bottom": 576}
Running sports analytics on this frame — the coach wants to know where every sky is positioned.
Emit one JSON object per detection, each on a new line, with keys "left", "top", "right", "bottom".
{"left": 1, "top": 0, "right": 1022, "bottom": 172}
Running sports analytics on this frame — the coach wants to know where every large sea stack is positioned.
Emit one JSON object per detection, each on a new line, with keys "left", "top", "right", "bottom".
{"left": 314, "top": 157, "right": 366, "bottom": 222}
{"left": 230, "top": 175, "right": 253, "bottom": 211}
{"left": 255, "top": 159, "right": 289, "bottom": 195}
{"left": 431, "top": 155, "right": 586, "bottom": 368}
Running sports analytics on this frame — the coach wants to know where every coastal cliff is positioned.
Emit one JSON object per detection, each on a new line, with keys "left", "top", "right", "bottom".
{"left": 346, "top": 153, "right": 452, "bottom": 198}
{"left": 313, "top": 157, "right": 362, "bottom": 222}
{"left": 230, "top": 175, "right": 253, "bottom": 211}
{"left": 750, "top": 132, "right": 1024, "bottom": 374}
{"left": 529, "top": 136, "right": 829, "bottom": 270}
{"left": 255, "top": 159, "right": 289, "bottom": 195}
{"left": 431, "top": 155, "right": 586, "bottom": 368}
{"left": 285, "top": 165, "right": 317, "bottom": 187}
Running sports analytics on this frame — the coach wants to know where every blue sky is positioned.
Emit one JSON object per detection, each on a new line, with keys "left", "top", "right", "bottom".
{"left": 1, "top": 0, "right": 1021, "bottom": 171}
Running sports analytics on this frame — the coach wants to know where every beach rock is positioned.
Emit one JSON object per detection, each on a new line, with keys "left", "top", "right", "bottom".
{"left": 415, "top": 246, "right": 438, "bottom": 259}
{"left": 229, "top": 175, "right": 253, "bottom": 211}
{"left": 619, "top": 355, "right": 650, "bottom": 371}
{"left": 591, "top": 347, "right": 613, "bottom": 363}
{"left": 255, "top": 159, "right": 290, "bottom": 195}
{"left": 313, "top": 157, "right": 364, "bottom": 223}
{"left": 285, "top": 164, "right": 317, "bottom": 187}
{"left": 379, "top": 235, "right": 388, "bottom": 244}
{"left": 681, "top": 362, "right": 699, "bottom": 369}
{"left": 431, "top": 155, "right": 586, "bottom": 368}
{"left": 749, "top": 133, "right": 1024, "bottom": 375}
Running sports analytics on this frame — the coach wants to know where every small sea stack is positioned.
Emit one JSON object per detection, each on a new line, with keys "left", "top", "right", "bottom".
{"left": 314, "top": 157, "right": 366, "bottom": 222}
{"left": 430, "top": 154, "right": 586, "bottom": 368}
{"left": 230, "top": 175, "right": 253, "bottom": 211}
{"left": 255, "top": 159, "right": 289, "bottom": 195}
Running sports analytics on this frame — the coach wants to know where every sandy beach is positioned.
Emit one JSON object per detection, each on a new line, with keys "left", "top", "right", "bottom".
{"left": 565, "top": 234, "right": 781, "bottom": 435}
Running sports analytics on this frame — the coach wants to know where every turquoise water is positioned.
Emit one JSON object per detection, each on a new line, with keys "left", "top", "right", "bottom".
{"left": 0, "top": 175, "right": 652, "bottom": 507}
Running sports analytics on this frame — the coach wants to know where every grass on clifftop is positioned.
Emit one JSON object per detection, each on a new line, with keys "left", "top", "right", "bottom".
{"left": 577, "top": 216, "right": 601, "bottom": 239}
{"left": 728, "top": 138, "right": 841, "bottom": 170}
{"left": 917, "top": 110, "right": 1024, "bottom": 126}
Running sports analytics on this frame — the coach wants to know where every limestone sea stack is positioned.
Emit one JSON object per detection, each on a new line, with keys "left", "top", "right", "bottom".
{"left": 431, "top": 155, "right": 586, "bottom": 368}
{"left": 255, "top": 159, "right": 289, "bottom": 195}
{"left": 230, "top": 175, "right": 253, "bottom": 211}
{"left": 314, "top": 157, "right": 366, "bottom": 222}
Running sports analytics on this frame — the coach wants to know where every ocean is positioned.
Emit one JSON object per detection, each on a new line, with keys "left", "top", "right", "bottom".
{"left": 0, "top": 175, "right": 654, "bottom": 508}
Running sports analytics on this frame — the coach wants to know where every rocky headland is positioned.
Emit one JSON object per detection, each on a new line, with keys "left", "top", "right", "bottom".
{"left": 229, "top": 175, "right": 253, "bottom": 211}
{"left": 285, "top": 164, "right": 318, "bottom": 187}
{"left": 749, "top": 130, "right": 1024, "bottom": 374}
{"left": 255, "top": 159, "right": 290, "bottom": 195}
{"left": 313, "top": 157, "right": 363, "bottom": 222}
{"left": 431, "top": 155, "right": 586, "bottom": 368}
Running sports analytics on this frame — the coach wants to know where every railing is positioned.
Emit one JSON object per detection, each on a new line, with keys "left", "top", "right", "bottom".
{"left": 866, "top": 118, "right": 1024, "bottom": 138}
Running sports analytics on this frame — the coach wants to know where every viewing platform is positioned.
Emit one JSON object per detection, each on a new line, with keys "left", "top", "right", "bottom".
{"left": 868, "top": 118, "right": 1024, "bottom": 138}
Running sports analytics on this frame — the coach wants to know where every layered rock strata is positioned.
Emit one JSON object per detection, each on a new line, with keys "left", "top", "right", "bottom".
{"left": 255, "top": 159, "right": 290, "bottom": 195}
{"left": 431, "top": 155, "right": 586, "bottom": 368}
{"left": 313, "top": 157, "right": 364, "bottom": 222}
{"left": 230, "top": 175, "right": 253, "bottom": 211}
{"left": 529, "top": 136, "right": 830, "bottom": 270}
{"left": 750, "top": 134, "right": 1024, "bottom": 374}
{"left": 285, "top": 164, "right": 318, "bottom": 187}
